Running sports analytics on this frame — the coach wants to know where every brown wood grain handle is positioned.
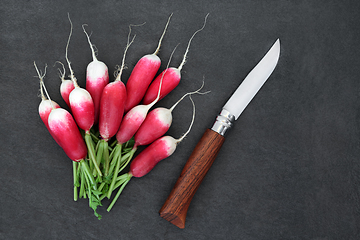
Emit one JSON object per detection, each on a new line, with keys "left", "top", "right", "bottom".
{"left": 159, "top": 128, "right": 225, "bottom": 228}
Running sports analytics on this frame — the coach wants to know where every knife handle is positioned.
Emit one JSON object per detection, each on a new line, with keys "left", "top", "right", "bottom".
{"left": 159, "top": 128, "right": 225, "bottom": 228}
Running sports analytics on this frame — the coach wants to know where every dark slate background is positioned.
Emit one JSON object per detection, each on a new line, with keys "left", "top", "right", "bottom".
{"left": 1, "top": 1, "right": 360, "bottom": 239}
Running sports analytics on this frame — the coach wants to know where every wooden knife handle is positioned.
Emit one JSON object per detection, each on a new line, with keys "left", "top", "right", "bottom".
{"left": 159, "top": 128, "right": 225, "bottom": 228}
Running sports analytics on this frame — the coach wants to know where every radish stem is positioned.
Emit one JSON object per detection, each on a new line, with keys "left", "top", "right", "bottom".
{"left": 107, "top": 144, "right": 122, "bottom": 199}
{"left": 85, "top": 133, "right": 102, "bottom": 176}
{"left": 107, "top": 174, "right": 132, "bottom": 212}
{"left": 73, "top": 161, "right": 79, "bottom": 201}
{"left": 94, "top": 140, "right": 104, "bottom": 176}
{"left": 80, "top": 160, "right": 97, "bottom": 191}
{"left": 80, "top": 159, "right": 102, "bottom": 219}
{"left": 118, "top": 148, "right": 135, "bottom": 173}
{"left": 79, "top": 169, "right": 85, "bottom": 198}
{"left": 91, "top": 132, "right": 99, "bottom": 143}
{"left": 98, "top": 182, "right": 106, "bottom": 192}
{"left": 103, "top": 140, "right": 110, "bottom": 176}
{"left": 108, "top": 144, "right": 122, "bottom": 177}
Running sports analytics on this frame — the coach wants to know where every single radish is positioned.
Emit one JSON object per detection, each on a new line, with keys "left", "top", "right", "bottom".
{"left": 97, "top": 27, "right": 135, "bottom": 177}
{"left": 124, "top": 13, "right": 173, "bottom": 112}
{"left": 106, "top": 95, "right": 196, "bottom": 212}
{"left": 48, "top": 108, "right": 88, "bottom": 162}
{"left": 34, "top": 62, "right": 61, "bottom": 144}
{"left": 142, "top": 13, "right": 209, "bottom": 104}
{"left": 83, "top": 24, "right": 109, "bottom": 124}
{"left": 64, "top": 14, "right": 101, "bottom": 176}
{"left": 56, "top": 61, "right": 74, "bottom": 108}
{"left": 135, "top": 81, "right": 208, "bottom": 147}
{"left": 65, "top": 15, "right": 95, "bottom": 132}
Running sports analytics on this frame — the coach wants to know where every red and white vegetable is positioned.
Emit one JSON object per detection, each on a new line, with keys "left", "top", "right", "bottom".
{"left": 83, "top": 24, "right": 109, "bottom": 124}
{"left": 135, "top": 81, "right": 207, "bottom": 147}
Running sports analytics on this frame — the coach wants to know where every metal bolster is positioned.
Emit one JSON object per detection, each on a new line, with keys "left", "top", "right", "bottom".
{"left": 211, "top": 109, "right": 235, "bottom": 136}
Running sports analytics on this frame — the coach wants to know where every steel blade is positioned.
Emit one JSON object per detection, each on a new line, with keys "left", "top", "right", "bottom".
{"left": 223, "top": 39, "right": 280, "bottom": 120}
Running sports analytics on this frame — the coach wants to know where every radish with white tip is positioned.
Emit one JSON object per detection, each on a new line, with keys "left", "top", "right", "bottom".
{"left": 83, "top": 24, "right": 109, "bottom": 124}
{"left": 135, "top": 80, "right": 208, "bottom": 147}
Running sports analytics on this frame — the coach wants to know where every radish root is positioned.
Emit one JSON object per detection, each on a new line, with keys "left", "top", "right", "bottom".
{"left": 82, "top": 24, "right": 99, "bottom": 62}
{"left": 178, "top": 13, "right": 209, "bottom": 71}
{"left": 176, "top": 95, "right": 196, "bottom": 143}
{"left": 34, "top": 61, "right": 56, "bottom": 109}
{"left": 65, "top": 13, "right": 79, "bottom": 88}
{"left": 55, "top": 61, "right": 66, "bottom": 82}
{"left": 115, "top": 25, "right": 137, "bottom": 81}
{"left": 34, "top": 61, "right": 47, "bottom": 100}
{"left": 169, "top": 78, "right": 210, "bottom": 112}
{"left": 153, "top": 13, "right": 173, "bottom": 55}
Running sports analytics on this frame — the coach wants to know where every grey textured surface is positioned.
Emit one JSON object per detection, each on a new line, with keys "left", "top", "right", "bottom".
{"left": 1, "top": 0, "right": 360, "bottom": 239}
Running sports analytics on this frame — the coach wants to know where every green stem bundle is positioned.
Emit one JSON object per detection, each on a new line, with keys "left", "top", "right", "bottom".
{"left": 74, "top": 136, "right": 136, "bottom": 219}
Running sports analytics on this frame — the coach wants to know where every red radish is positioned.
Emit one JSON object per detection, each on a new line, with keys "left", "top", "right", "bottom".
{"left": 134, "top": 81, "right": 208, "bottom": 147}
{"left": 34, "top": 62, "right": 61, "bottom": 143}
{"left": 129, "top": 136, "right": 178, "bottom": 177}
{"left": 98, "top": 81, "right": 127, "bottom": 141}
{"left": 142, "top": 13, "right": 209, "bottom": 104}
{"left": 64, "top": 15, "right": 101, "bottom": 176}
{"left": 97, "top": 28, "right": 135, "bottom": 176}
{"left": 124, "top": 13, "right": 173, "bottom": 112}
{"left": 83, "top": 24, "right": 109, "bottom": 124}
{"left": 56, "top": 61, "right": 74, "bottom": 108}
{"left": 106, "top": 95, "right": 196, "bottom": 212}
{"left": 48, "top": 108, "right": 88, "bottom": 162}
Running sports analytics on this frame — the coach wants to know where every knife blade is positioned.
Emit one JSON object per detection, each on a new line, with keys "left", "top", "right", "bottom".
{"left": 159, "top": 39, "right": 281, "bottom": 229}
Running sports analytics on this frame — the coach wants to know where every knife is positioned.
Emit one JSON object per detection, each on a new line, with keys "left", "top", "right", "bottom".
{"left": 159, "top": 39, "right": 281, "bottom": 228}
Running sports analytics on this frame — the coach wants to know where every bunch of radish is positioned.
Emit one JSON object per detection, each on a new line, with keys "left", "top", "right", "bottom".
{"left": 35, "top": 13, "right": 209, "bottom": 219}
